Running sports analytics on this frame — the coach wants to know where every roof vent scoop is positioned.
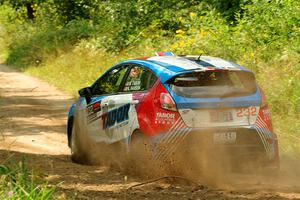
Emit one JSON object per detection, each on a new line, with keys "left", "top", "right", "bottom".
{"left": 155, "top": 52, "right": 174, "bottom": 56}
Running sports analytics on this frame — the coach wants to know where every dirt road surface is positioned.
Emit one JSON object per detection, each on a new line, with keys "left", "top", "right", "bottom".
{"left": 1, "top": 64, "right": 300, "bottom": 199}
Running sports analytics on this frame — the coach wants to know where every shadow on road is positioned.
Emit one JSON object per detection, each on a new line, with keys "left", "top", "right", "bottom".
{"left": 0, "top": 93, "right": 71, "bottom": 136}
{"left": 0, "top": 64, "right": 73, "bottom": 154}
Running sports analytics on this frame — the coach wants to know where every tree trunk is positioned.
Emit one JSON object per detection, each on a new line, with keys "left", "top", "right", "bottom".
{"left": 26, "top": 2, "right": 35, "bottom": 19}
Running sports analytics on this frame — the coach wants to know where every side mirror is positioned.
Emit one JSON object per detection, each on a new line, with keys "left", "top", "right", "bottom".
{"left": 78, "top": 87, "right": 92, "bottom": 104}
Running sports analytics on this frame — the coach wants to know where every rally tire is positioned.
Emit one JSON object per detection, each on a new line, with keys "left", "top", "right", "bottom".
{"left": 126, "top": 130, "right": 158, "bottom": 177}
{"left": 70, "top": 122, "right": 88, "bottom": 164}
{"left": 130, "top": 130, "right": 147, "bottom": 157}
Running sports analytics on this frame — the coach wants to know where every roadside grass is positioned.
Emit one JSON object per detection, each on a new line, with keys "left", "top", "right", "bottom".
{"left": 0, "top": 28, "right": 8, "bottom": 63}
{"left": 0, "top": 94, "right": 4, "bottom": 141}
{"left": 0, "top": 158, "right": 56, "bottom": 200}
{"left": 25, "top": 48, "right": 117, "bottom": 96}
{"left": 0, "top": 40, "right": 8, "bottom": 63}
{"left": 276, "top": 115, "right": 300, "bottom": 156}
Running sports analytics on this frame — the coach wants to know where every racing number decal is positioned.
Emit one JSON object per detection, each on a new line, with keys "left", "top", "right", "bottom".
{"left": 236, "top": 107, "right": 257, "bottom": 117}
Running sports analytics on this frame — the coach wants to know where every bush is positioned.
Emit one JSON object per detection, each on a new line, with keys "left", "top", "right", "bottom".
{"left": 5, "top": 19, "right": 94, "bottom": 68}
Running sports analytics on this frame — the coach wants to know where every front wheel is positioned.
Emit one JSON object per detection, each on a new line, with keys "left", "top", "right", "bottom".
{"left": 70, "top": 122, "right": 88, "bottom": 164}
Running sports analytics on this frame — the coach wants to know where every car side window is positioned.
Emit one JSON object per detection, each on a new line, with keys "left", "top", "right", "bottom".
{"left": 122, "top": 65, "right": 157, "bottom": 92}
{"left": 92, "top": 65, "right": 128, "bottom": 95}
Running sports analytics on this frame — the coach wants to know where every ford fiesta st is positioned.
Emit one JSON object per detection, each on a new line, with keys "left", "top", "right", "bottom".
{"left": 67, "top": 52, "right": 279, "bottom": 170}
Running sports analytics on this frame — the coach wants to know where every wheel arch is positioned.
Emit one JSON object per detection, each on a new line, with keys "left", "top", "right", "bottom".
{"left": 67, "top": 116, "right": 73, "bottom": 148}
{"left": 129, "top": 129, "right": 144, "bottom": 143}
{"left": 67, "top": 103, "right": 77, "bottom": 148}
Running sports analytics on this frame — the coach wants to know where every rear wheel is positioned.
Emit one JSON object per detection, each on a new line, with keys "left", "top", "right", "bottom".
{"left": 126, "top": 130, "right": 154, "bottom": 177}
{"left": 130, "top": 130, "right": 148, "bottom": 156}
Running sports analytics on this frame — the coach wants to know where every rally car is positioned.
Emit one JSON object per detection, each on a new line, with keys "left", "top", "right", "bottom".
{"left": 67, "top": 52, "right": 279, "bottom": 170}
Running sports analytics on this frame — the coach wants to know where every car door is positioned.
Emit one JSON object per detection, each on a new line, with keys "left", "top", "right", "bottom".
{"left": 86, "top": 65, "right": 130, "bottom": 143}
{"left": 107, "top": 64, "right": 158, "bottom": 143}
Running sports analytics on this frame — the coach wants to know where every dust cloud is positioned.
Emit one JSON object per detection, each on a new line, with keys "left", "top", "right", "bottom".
{"left": 80, "top": 128, "right": 300, "bottom": 194}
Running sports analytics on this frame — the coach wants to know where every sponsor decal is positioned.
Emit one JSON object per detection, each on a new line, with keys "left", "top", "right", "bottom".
{"left": 104, "top": 121, "right": 129, "bottom": 139}
{"left": 87, "top": 101, "right": 101, "bottom": 123}
{"left": 156, "top": 112, "right": 175, "bottom": 119}
{"left": 92, "top": 102, "right": 101, "bottom": 112}
{"left": 102, "top": 103, "right": 130, "bottom": 129}
{"left": 155, "top": 112, "right": 176, "bottom": 124}
{"left": 87, "top": 113, "right": 97, "bottom": 123}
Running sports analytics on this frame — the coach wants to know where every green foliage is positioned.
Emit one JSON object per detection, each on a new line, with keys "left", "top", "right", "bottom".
{"left": 0, "top": 158, "right": 55, "bottom": 200}
{"left": 5, "top": 19, "right": 94, "bottom": 68}
{"left": 203, "top": 0, "right": 251, "bottom": 22}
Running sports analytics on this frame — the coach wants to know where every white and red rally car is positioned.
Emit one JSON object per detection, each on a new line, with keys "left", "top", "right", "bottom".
{"left": 67, "top": 52, "right": 279, "bottom": 170}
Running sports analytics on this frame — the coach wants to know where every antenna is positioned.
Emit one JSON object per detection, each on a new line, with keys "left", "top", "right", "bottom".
{"left": 197, "top": 54, "right": 202, "bottom": 61}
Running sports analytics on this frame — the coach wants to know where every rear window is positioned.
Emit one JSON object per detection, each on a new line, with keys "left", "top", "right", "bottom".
{"left": 168, "top": 70, "right": 257, "bottom": 98}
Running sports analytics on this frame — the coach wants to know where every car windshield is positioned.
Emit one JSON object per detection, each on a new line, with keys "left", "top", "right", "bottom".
{"left": 168, "top": 70, "right": 257, "bottom": 98}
